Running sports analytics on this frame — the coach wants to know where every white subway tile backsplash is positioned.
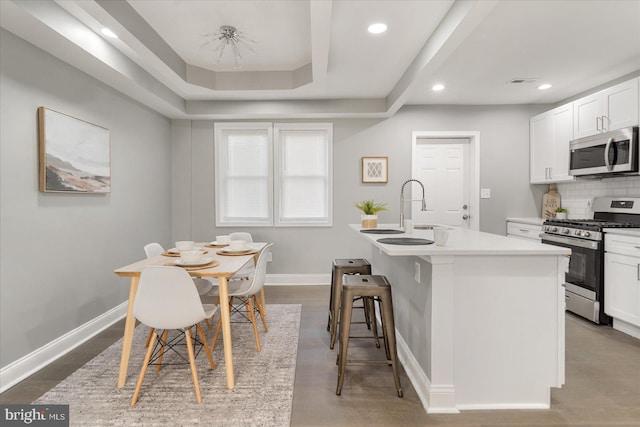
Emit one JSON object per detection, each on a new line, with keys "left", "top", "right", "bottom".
{"left": 556, "top": 177, "right": 640, "bottom": 217}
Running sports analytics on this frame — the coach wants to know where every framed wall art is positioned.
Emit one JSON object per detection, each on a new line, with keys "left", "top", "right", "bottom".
{"left": 38, "top": 107, "right": 111, "bottom": 193}
{"left": 361, "top": 156, "right": 388, "bottom": 183}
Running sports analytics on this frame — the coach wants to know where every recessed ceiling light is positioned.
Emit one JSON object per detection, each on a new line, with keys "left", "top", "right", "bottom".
{"left": 368, "top": 23, "right": 387, "bottom": 34}
{"left": 432, "top": 84, "right": 445, "bottom": 91}
{"left": 101, "top": 28, "right": 118, "bottom": 39}
{"left": 538, "top": 83, "right": 552, "bottom": 90}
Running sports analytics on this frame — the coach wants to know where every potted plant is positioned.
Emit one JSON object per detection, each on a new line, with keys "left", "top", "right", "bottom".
{"left": 355, "top": 199, "right": 388, "bottom": 228}
{"left": 555, "top": 207, "right": 568, "bottom": 219}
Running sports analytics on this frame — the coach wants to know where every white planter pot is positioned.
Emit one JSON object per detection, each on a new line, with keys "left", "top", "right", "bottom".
{"left": 361, "top": 214, "right": 378, "bottom": 229}
{"left": 555, "top": 212, "right": 567, "bottom": 219}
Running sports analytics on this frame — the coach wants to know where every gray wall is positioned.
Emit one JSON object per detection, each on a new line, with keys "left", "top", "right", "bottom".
{"left": 0, "top": 30, "right": 172, "bottom": 367}
{"left": 173, "top": 103, "right": 548, "bottom": 274}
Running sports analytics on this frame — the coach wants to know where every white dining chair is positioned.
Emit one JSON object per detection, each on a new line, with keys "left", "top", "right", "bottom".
{"left": 131, "top": 266, "right": 218, "bottom": 406}
{"left": 229, "top": 232, "right": 253, "bottom": 243}
{"left": 211, "top": 243, "right": 273, "bottom": 352}
{"left": 142, "top": 242, "right": 214, "bottom": 347}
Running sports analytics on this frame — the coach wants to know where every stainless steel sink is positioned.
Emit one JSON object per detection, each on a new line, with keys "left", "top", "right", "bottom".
{"left": 414, "top": 225, "right": 436, "bottom": 230}
{"left": 360, "top": 229, "right": 404, "bottom": 234}
{"left": 414, "top": 224, "right": 453, "bottom": 230}
{"left": 377, "top": 237, "right": 433, "bottom": 245}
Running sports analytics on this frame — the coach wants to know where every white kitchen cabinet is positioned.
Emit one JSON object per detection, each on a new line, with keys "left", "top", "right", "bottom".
{"left": 605, "top": 231, "right": 640, "bottom": 337}
{"left": 530, "top": 103, "right": 574, "bottom": 183}
{"left": 506, "top": 218, "right": 543, "bottom": 242}
{"left": 573, "top": 78, "right": 639, "bottom": 139}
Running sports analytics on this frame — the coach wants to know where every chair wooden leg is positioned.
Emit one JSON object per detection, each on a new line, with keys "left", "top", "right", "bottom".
{"left": 245, "top": 297, "right": 261, "bottom": 352}
{"left": 131, "top": 331, "right": 157, "bottom": 406}
{"left": 196, "top": 323, "right": 216, "bottom": 369}
{"left": 144, "top": 327, "right": 155, "bottom": 348}
{"left": 205, "top": 318, "right": 212, "bottom": 329}
{"left": 211, "top": 315, "right": 223, "bottom": 352}
{"left": 156, "top": 330, "right": 169, "bottom": 372}
{"left": 258, "top": 288, "right": 267, "bottom": 316}
{"left": 253, "top": 295, "right": 269, "bottom": 332}
{"left": 185, "top": 328, "right": 202, "bottom": 403}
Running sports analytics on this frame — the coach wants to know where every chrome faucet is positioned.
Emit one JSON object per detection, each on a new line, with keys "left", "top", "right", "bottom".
{"left": 400, "top": 179, "right": 427, "bottom": 226}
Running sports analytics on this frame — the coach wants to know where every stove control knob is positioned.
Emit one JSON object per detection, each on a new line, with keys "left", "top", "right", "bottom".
{"left": 575, "top": 230, "right": 581, "bottom": 236}
{"left": 583, "top": 231, "right": 591, "bottom": 237}
{"left": 552, "top": 227, "right": 558, "bottom": 232}
{"left": 563, "top": 229, "right": 570, "bottom": 234}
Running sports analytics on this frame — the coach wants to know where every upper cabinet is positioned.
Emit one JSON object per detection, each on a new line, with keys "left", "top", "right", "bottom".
{"left": 573, "top": 78, "right": 639, "bottom": 139}
{"left": 530, "top": 103, "right": 574, "bottom": 183}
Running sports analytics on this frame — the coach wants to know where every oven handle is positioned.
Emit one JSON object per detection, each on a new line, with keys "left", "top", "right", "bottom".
{"left": 604, "top": 137, "right": 614, "bottom": 171}
{"left": 541, "top": 233, "right": 599, "bottom": 250}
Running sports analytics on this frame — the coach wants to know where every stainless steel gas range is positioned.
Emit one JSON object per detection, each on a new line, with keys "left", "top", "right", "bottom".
{"left": 541, "top": 197, "right": 640, "bottom": 324}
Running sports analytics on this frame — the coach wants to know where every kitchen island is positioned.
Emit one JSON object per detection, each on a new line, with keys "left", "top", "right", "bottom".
{"left": 352, "top": 224, "right": 570, "bottom": 413}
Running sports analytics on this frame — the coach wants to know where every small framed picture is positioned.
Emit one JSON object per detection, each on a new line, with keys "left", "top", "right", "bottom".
{"left": 361, "top": 156, "right": 388, "bottom": 183}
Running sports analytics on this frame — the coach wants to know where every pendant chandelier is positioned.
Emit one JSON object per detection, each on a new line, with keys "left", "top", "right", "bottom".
{"left": 209, "top": 25, "right": 256, "bottom": 68}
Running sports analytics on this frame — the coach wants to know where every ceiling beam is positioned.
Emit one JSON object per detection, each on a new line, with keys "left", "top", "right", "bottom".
{"left": 385, "top": 0, "right": 499, "bottom": 115}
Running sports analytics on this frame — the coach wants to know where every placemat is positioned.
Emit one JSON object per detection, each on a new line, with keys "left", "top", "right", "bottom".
{"left": 216, "top": 249, "right": 259, "bottom": 256}
{"left": 162, "top": 249, "right": 209, "bottom": 257}
{"left": 163, "top": 260, "right": 219, "bottom": 270}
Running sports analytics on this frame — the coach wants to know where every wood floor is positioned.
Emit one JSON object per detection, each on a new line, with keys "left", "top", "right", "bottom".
{"left": 2, "top": 285, "right": 640, "bottom": 426}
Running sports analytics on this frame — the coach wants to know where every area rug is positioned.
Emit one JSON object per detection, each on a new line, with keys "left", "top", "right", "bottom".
{"left": 34, "top": 304, "right": 301, "bottom": 427}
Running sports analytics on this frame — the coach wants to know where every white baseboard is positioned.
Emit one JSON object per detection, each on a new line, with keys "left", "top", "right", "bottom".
{"left": 265, "top": 273, "right": 330, "bottom": 286}
{"left": 0, "top": 301, "right": 128, "bottom": 394}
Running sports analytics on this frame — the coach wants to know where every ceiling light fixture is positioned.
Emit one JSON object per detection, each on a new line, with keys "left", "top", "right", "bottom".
{"left": 432, "top": 84, "right": 445, "bottom": 91}
{"left": 538, "top": 83, "right": 552, "bottom": 90}
{"left": 204, "top": 25, "right": 256, "bottom": 69}
{"left": 368, "top": 23, "right": 388, "bottom": 34}
{"left": 101, "top": 28, "right": 118, "bottom": 39}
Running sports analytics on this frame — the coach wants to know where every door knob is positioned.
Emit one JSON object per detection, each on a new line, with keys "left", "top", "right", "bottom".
{"left": 462, "top": 214, "right": 469, "bottom": 220}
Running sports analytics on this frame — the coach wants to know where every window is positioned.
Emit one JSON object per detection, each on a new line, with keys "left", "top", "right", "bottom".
{"left": 215, "top": 122, "right": 332, "bottom": 227}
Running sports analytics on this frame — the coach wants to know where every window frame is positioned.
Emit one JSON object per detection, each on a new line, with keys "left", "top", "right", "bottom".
{"left": 273, "top": 123, "right": 333, "bottom": 227}
{"left": 214, "top": 122, "right": 274, "bottom": 227}
{"left": 214, "top": 122, "right": 333, "bottom": 228}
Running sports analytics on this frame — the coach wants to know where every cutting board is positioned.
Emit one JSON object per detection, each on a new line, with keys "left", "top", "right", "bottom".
{"left": 542, "top": 184, "right": 561, "bottom": 220}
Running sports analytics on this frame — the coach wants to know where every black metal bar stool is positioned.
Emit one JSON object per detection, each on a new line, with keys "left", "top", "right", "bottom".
{"left": 327, "top": 259, "right": 372, "bottom": 349}
{"left": 336, "top": 274, "right": 403, "bottom": 398}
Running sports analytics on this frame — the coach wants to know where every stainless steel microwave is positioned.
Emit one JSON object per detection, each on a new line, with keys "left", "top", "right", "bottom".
{"left": 569, "top": 126, "right": 638, "bottom": 177}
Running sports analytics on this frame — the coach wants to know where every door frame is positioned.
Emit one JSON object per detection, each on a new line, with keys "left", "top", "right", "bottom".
{"left": 411, "top": 131, "right": 480, "bottom": 231}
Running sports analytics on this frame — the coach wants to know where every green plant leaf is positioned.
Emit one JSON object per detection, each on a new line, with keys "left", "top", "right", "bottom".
{"left": 354, "top": 199, "right": 388, "bottom": 215}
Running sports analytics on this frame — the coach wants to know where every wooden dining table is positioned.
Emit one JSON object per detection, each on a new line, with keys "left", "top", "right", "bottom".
{"left": 113, "top": 242, "right": 266, "bottom": 389}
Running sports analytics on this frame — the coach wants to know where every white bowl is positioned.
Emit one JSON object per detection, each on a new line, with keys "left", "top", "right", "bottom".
{"left": 216, "top": 235, "right": 231, "bottom": 244}
{"left": 180, "top": 250, "right": 202, "bottom": 264}
{"left": 175, "top": 240, "right": 194, "bottom": 251}
{"left": 229, "top": 240, "right": 246, "bottom": 251}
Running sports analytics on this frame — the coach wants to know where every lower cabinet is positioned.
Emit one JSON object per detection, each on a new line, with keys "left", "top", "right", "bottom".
{"left": 604, "top": 232, "right": 640, "bottom": 333}
{"left": 507, "top": 220, "right": 543, "bottom": 242}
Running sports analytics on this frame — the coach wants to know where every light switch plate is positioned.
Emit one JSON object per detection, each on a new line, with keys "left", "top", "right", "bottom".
{"left": 480, "top": 188, "right": 491, "bottom": 199}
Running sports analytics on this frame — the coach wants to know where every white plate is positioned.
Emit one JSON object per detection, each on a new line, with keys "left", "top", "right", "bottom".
{"left": 209, "top": 241, "right": 229, "bottom": 246}
{"left": 174, "top": 256, "right": 214, "bottom": 267}
{"left": 220, "top": 248, "right": 251, "bottom": 254}
{"left": 169, "top": 247, "right": 205, "bottom": 253}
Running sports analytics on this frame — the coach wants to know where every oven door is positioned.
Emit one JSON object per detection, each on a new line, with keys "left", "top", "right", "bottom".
{"left": 541, "top": 234, "right": 602, "bottom": 294}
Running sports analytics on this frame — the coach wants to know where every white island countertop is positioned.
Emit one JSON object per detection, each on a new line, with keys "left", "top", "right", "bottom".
{"left": 351, "top": 224, "right": 569, "bottom": 257}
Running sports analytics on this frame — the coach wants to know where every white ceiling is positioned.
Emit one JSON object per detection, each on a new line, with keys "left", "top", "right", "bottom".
{"left": 1, "top": 0, "right": 639, "bottom": 119}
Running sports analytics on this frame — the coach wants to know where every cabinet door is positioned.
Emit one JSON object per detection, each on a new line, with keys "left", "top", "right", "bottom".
{"left": 603, "top": 78, "right": 639, "bottom": 132}
{"left": 530, "top": 112, "right": 553, "bottom": 183}
{"left": 604, "top": 252, "right": 640, "bottom": 326}
{"left": 550, "top": 103, "right": 574, "bottom": 182}
{"left": 574, "top": 93, "right": 601, "bottom": 139}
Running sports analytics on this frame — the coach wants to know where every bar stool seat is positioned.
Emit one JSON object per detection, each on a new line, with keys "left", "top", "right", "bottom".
{"left": 336, "top": 274, "right": 403, "bottom": 398}
{"left": 327, "top": 259, "right": 372, "bottom": 349}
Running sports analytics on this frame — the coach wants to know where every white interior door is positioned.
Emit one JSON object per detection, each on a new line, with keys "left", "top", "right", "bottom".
{"left": 412, "top": 138, "right": 471, "bottom": 228}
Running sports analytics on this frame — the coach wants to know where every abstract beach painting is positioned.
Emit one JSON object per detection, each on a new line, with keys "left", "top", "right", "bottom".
{"left": 38, "top": 107, "right": 111, "bottom": 193}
